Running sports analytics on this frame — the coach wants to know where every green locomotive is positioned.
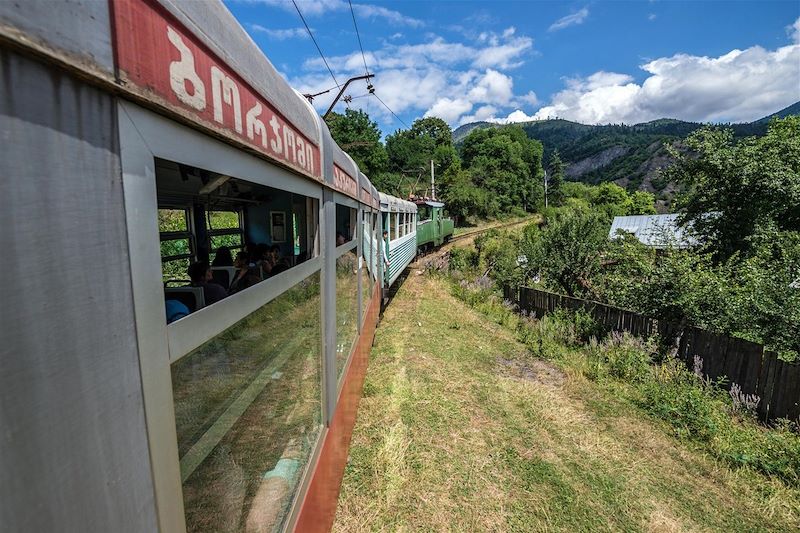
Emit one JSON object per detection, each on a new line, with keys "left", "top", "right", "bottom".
{"left": 414, "top": 199, "right": 454, "bottom": 251}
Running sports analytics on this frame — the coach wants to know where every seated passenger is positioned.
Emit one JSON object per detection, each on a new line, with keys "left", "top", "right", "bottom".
{"left": 187, "top": 261, "right": 228, "bottom": 305}
{"left": 229, "top": 251, "right": 261, "bottom": 293}
{"left": 336, "top": 232, "right": 346, "bottom": 246}
{"left": 165, "top": 299, "right": 190, "bottom": 323}
{"left": 211, "top": 246, "right": 233, "bottom": 267}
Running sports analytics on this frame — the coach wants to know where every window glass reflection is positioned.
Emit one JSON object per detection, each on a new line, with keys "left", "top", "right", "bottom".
{"left": 170, "top": 272, "right": 322, "bottom": 533}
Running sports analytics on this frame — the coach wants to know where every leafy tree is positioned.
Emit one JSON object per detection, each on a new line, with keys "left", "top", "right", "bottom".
{"left": 520, "top": 210, "right": 608, "bottom": 297}
{"left": 664, "top": 117, "right": 800, "bottom": 260}
{"left": 629, "top": 190, "right": 657, "bottom": 215}
{"left": 385, "top": 117, "right": 458, "bottom": 196}
{"left": 547, "top": 149, "right": 565, "bottom": 206}
{"left": 325, "top": 109, "right": 388, "bottom": 177}
{"left": 461, "top": 126, "right": 544, "bottom": 214}
{"left": 440, "top": 160, "right": 485, "bottom": 222}
{"left": 593, "top": 182, "right": 632, "bottom": 219}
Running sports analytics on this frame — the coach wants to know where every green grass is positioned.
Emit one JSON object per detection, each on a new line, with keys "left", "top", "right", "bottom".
{"left": 333, "top": 272, "right": 800, "bottom": 532}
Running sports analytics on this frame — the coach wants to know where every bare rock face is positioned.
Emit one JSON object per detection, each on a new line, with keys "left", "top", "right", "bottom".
{"left": 565, "top": 146, "right": 630, "bottom": 179}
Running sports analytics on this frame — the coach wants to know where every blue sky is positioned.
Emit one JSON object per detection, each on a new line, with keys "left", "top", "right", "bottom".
{"left": 226, "top": 1, "right": 800, "bottom": 134}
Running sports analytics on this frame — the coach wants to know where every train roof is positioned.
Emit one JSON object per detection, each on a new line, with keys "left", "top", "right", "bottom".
{"left": 0, "top": 0, "right": 379, "bottom": 208}
{"left": 379, "top": 192, "right": 417, "bottom": 213}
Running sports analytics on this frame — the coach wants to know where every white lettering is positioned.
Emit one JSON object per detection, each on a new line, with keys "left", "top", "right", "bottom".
{"left": 167, "top": 26, "right": 206, "bottom": 110}
{"left": 245, "top": 102, "right": 267, "bottom": 147}
{"left": 283, "top": 128, "right": 296, "bottom": 163}
{"left": 296, "top": 137, "right": 306, "bottom": 168}
{"left": 211, "top": 66, "right": 242, "bottom": 133}
{"left": 269, "top": 115, "right": 282, "bottom": 154}
{"left": 306, "top": 145, "right": 314, "bottom": 175}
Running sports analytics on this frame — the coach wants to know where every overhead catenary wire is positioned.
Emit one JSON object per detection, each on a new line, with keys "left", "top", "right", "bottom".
{"left": 348, "top": 0, "right": 371, "bottom": 79}
{"left": 372, "top": 91, "right": 409, "bottom": 129}
{"left": 292, "top": 0, "right": 340, "bottom": 89}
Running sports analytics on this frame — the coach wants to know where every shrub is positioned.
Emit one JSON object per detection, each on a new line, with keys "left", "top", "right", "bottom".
{"left": 636, "top": 359, "right": 722, "bottom": 442}
{"left": 588, "top": 332, "right": 654, "bottom": 382}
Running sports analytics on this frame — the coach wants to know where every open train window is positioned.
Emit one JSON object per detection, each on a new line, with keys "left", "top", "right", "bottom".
{"left": 335, "top": 203, "right": 356, "bottom": 245}
{"left": 156, "top": 158, "right": 319, "bottom": 318}
{"left": 207, "top": 209, "right": 243, "bottom": 261}
{"left": 159, "top": 208, "right": 194, "bottom": 283}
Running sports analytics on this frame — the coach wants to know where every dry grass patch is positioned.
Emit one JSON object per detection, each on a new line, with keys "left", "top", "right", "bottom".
{"left": 334, "top": 275, "right": 798, "bottom": 532}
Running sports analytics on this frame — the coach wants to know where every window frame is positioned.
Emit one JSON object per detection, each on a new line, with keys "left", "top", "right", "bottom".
{"left": 118, "top": 101, "right": 325, "bottom": 533}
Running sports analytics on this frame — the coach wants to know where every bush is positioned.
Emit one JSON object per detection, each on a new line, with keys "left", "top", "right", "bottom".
{"left": 636, "top": 359, "right": 722, "bottom": 442}
{"left": 588, "top": 332, "right": 653, "bottom": 382}
{"left": 449, "top": 247, "right": 478, "bottom": 273}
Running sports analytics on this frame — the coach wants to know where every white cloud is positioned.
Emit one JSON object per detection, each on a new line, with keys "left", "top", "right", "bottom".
{"left": 250, "top": 25, "right": 308, "bottom": 40}
{"left": 304, "top": 30, "right": 532, "bottom": 72}
{"left": 548, "top": 7, "right": 589, "bottom": 32}
{"left": 530, "top": 44, "right": 800, "bottom": 124}
{"left": 425, "top": 97, "right": 474, "bottom": 123}
{"left": 789, "top": 17, "right": 800, "bottom": 44}
{"left": 251, "top": 0, "right": 423, "bottom": 27}
{"left": 648, "top": 13, "right": 657, "bottom": 21}
{"left": 281, "top": 19, "right": 536, "bottom": 127}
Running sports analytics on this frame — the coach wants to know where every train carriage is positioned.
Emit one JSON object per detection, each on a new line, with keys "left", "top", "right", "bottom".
{"left": 0, "top": 1, "right": 387, "bottom": 532}
{"left": 379, "top": 192, "right": 418, "bottom": 288}
{"left": 414, "top": 199, "right": 455, "bottom": 251}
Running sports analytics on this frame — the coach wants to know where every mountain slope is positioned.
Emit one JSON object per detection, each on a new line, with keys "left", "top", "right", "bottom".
{"left": 452, "top": 102, "right": 798, "bottom": 207}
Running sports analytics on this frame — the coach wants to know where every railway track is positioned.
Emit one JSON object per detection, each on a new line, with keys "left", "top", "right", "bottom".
{"left": 412, "top": 215, "right": 540, "bottom": 269}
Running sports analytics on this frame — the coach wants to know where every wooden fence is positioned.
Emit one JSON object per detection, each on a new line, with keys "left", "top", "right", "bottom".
{"left": 503, "top": 286, "right": 800, "bottom": 422}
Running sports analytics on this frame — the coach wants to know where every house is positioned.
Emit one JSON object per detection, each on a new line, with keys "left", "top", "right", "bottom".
{"left": 609, "top": 213, "right": 698, "bottom": 248}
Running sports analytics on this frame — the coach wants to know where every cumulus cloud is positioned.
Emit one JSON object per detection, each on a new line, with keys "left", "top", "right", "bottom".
{"left": 789, "top": 16, "right": 800, "bottom": 44}
{"left": 250, "top": 25, "right": 308, "bottom": 40}
{"left": 252, "top": 0, "right": 424, "bottom": 27}
{"left": 530, "top": 43, "right": 800, "bottom": 124}
{"left": 548, "top": 7, "right": 589, "bottom": 32}
{"left": 288, "top": 25, "right": 538, "bottom": 127}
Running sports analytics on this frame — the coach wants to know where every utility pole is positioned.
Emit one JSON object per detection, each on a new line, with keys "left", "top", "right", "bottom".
{"left": 544, "top": 170, "right": 548, "bottom": 209}
{"left": 430, "top": 159, "right": 435, "bottom": 200}
{"left": 322, "top": 74, "right": 374, "bottom": 119}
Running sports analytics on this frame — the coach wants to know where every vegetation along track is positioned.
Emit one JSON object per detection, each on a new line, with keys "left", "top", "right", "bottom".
{"left": 333, "top": 271, "right": 800, "bottom": 532}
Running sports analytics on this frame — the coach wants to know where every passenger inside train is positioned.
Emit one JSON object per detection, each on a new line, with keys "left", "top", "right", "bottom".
{"left": 156, "top": 157, "right": 320, "bottom": 321}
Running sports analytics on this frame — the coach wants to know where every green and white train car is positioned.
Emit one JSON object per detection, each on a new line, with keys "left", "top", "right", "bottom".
{"left": 415, "top": 199, "right": 454, "bottom": 250}
{"left": 379, "top": 192, "right": 418, "bottom": 287}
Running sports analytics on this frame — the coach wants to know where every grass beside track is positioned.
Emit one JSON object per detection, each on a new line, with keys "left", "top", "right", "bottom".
{"left": 333, "top": 273, "right": 799, "bottom": 532}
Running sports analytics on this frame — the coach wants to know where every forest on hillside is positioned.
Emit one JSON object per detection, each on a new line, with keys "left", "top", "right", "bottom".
{"left": 454, "top": 117, "right": 800, "bottom": 362}
{"left": 325, "top": 110, "right": 659, "bottom": 223}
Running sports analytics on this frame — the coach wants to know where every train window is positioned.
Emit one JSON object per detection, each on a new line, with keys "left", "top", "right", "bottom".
{"left": 159, "top": 208, "right": 193, "bottom": 283}
{"left": 336, "top": 249, "right": 358, "bottom": 380}
{"left": 207, "top": 210, "right": 244, "bottom": 261}
{"left": 170, "top": 271, "right": 322, "bottom": 532}
{"left": 156, "top": 158, "right": 319, "bottom": 317}
{"left": 335, "top": 204, "right": 356, "bottom": 244}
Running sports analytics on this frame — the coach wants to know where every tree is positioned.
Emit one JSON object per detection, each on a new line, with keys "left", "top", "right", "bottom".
{"left": 629, "top": 190, "right": 657, "bottom": 215}
{"left": 593, "top": 182, "right": 632, "bottom": 219}
{"left": 460, "top": 126, "right": 543, "bottom": 214}
{"left": 325, "top": 109, "right": 388, "bottom": 178}
{"left": 440, "top": 160, "right": 486, "bottom": 222}
{"left": 520, "top": 210, "right": 609, "bottom": 297}
{"left": 385, "top": 117, "right": 458, "bottom": 196}
{"left": 547, "top": 149, "right": 565, "bottom": 207}
{"left": 664, "top": 117, "right": 800, "bottom": 260}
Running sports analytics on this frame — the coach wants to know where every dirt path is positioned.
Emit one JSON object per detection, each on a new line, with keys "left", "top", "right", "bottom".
{"left": 332, "top": 273, "right": 797, "bottom": 532}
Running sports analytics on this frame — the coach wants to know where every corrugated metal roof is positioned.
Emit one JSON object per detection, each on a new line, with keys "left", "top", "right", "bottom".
{"left": 609, "top": 214, "right": 698, "bottom": 248}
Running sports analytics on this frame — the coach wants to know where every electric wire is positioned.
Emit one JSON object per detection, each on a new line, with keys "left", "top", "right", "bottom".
{"left": 291, "top": 0, "right": 340, "bottom": 89}
{"left": 372, "top": 91, "right": 409, "bottom": 128}
{"left": 348, "top": 0, "right": 371, "bottom": 78}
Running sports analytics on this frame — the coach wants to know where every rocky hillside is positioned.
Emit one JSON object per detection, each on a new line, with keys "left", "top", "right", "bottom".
{"left": 452, "top": 102, "right": 799, "bottom": 209}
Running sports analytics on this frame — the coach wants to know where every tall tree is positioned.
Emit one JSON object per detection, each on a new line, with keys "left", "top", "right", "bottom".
{"left": 385, "top": 117, "right": 458, "bottom": 196}
{"left": 664, "top": 117, "right": 800, "bottom": 260}
{"left": 461, "top": 126, "right": 543, "bottom": 214}
{"left": 325, "top": 109, "right": 388, "bottom": 178}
